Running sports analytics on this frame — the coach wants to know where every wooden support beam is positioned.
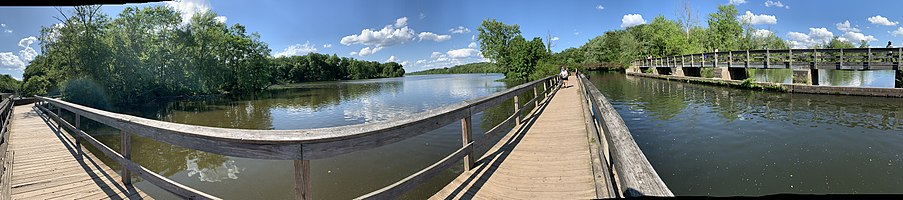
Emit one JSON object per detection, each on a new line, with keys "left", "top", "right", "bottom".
{"left": 765, "top": 49, "right": 770, "bottom": 69}
{"left": 514, "top": 95, "right": 521, "bottom": 125}
{"left": 294, "top": 160, "right": 312, "bottom": 200}
{"left": 461, "top": 115, "right": 474, "bottom": 171}
{"left": 121, "top": 130, "right": 131, "bottom": 185}
{"left": 746, "top": 50, "right": 750, "bottom": 68}
{"left": 839, "top": 49, "right": 844, "bottom": 70}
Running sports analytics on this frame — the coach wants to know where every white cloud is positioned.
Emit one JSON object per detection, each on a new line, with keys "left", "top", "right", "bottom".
{"left": 595, "top": 5, "right": 605, "bottom": 11}
{"left": 868, "top": 15, "right": 898, "bottom": 26}
{"left": 340, "top": 18, "right": 416, "bottom": 47}
{"left": 753, "top": 29, "right": 772, "bottom": 38}
{"left": 836, "top": 20, "right": 860, "bottom": 32}
{"left": 17, "top": 36, "right": 38, "bottom": 62}
{"left": 350, "top": 52, "right": 358, "bottom": 56}
{"left": 729, "top": 0, "right": 746, "bottom": 5}
{"left": 214, "top": 16, "right": 227, "bottom": 23}
{"left": 274, "top": 41, "right": 317, "bottom": 57}
{"left": 356, "top": 46, "right": 383, "bottom": 56}
{"left": 621, "top": 14, "right": 646, "bottom": 28}
{"left": 323, "top": 44, "right": 332, "bottom": 48}
{"left": 416, "top": 59, "right": 427, "bottom": 64}
{"left": 431, "top": 52, "right": 443, "bottom": 58}
{"left": 786, "top": 32, "right": 809, "bottom": 41}
{"left": 574, "top": 29, "right": 580, "bottom": 35}
{"left": 449, "top": 26, "right": 470, "bottom": 34}
{"left": 394, "top": 17, "right": 408, "bottom": 28}
{"left": 418, "top": 32, "right": 451, "bottom": 42}
{"left": 385, "top": 55, "right": 399, "bottom": 62}
{"left": 447, "top": 48, "right": 480, "bottom": 58}
{"left": 890, "top": 27, "right": 903, "bottom": 37}
{"left": 786, "top": 27, "right": 835, "bottom": 48}
{"left": 419, "top": 13, "right": 426, "bottom": 20}
{"left": 764, "top": 0, "right": 789, "bottom": 9}
{"left": 1, "top": 24, "right": 11, "bottom": 33}
{"left": 738, "top": 11, "right": 777, "bottom": 25}
{"left": 0, "top": 53, "right": 25, "bottom": 70}
{"left": 842, "top": 31, "right": 877, "bottom": 43}
{"left": 551, "top": 36, "right": 560, "bottom": 41}
{"left": 467, "top": 42, "right": 477, "bottom": 48}
{"left": 165, "top": 0, "right": 227, "bottom": 25}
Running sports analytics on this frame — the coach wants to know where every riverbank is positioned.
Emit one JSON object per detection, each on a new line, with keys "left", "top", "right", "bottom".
{"left": 626, "top": 72, "right": 903, "bottom": 98}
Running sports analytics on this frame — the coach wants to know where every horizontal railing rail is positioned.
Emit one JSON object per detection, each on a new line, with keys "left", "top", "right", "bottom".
{"left": 577, "top": 74, "right": 673, "bottom": 197}
{"left": 35, "top": 75, "right": 563, "bottom": 199}
{"left": 638, "top": 47, "right": 903, "bottom": 70}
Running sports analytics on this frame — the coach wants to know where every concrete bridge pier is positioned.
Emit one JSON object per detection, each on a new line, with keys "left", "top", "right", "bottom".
{"left": 793, "top": 68, "right": 819, "bottom": 85}
{"left": 671, "top": 67, "right": 685, "bottom": 76}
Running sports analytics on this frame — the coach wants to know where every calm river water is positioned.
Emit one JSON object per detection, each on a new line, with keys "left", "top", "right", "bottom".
{"left": 76, "top": 74, "right": 525, "bottom": 199}
{"left": 587, "top": 71, "right": 903, "bottom": 196}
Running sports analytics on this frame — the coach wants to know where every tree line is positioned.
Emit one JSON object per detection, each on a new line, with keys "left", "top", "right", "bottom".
{"left": 20, "top": 5, "right": 403, "bottom": 108}
{"left": 272, "top": 53, "right": 404, "bottom": 83}
{"left": 406, "top": 62, "right": 501, "bottom": 75}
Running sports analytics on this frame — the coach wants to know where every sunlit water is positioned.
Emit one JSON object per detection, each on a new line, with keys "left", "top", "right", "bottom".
{"left": 588, "top": 71, "right": 903, "bottom": 196}
{"left": 70, "top": 74, "right": 528, "bottom": 199}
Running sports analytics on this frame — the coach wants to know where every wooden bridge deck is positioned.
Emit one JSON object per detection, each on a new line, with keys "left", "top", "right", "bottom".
{"left": 432, "top": 76, "right": 603, "bottom": 199}
{"left": 6, "top": 104, "right": 151, "bottom": 199}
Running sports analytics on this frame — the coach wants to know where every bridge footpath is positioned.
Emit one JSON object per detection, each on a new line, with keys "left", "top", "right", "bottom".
{"left": 6, "top": 104, "right": 150, "bottom": 199}
{"left": 431, "top": 76, "right": 599, "bottom": 199}
{"left": 0, "top": 74, "right": 670, "bottom": 199}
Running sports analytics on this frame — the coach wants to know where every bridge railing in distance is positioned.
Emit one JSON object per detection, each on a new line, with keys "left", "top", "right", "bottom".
{"left": 34, "top": 75, "right": 563, "bottom": 200}
{"left": 576, "top": 73, "right": 673, "bottom": 197}
{"left": 0, "top": 95, "right": 15, "bottom": 199}
{"left": 638, "top": 47, "right": 903, "bottom": 70}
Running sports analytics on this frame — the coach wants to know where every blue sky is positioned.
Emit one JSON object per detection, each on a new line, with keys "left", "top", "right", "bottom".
{"left": 2, "top": 0, "right": 903, "bottom": 79}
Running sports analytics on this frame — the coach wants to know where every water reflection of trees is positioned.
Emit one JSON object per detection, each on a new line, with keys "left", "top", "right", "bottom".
{"left": 747, "top": 69, "right": 792, "bottom": 84}
{"left": 589, "top": 72, "right": 903, "bottom": 131}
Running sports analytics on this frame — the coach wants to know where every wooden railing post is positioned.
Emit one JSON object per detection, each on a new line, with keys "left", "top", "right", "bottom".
{"left": 294, "top": 160, "right": 312, "bottom": 200}
{"left": 461, "top": 115, "right": 474, "bottom": 171}
{"left": 514, "top": 95, "right": 520, "bottom": 126}
{"left": 839, "top": 48, "right": 844, "bottom": 70}
{"left": 121, "top": 130, "right": 131, "bottom": 185}
{"left": 56, "top": 107, "right": 61, "bottom": 130}
{"left": 75, "top": 114, "right": 81, "bottom": 154}
{"left": 533, "top": 86, "right": 539, "bottom": 108}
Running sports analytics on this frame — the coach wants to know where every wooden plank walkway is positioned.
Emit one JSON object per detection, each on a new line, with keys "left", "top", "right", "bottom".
{"left": 7, "top": 104, "right": 151, "bottom": 199}
{"left": 431, "top": 76, "right": 602, "bottom": 199}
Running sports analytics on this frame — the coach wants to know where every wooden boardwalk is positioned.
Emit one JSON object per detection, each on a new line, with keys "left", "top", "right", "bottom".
{"left": 432, "top": 76, "right": 603, "bottom": 199}
{"left": 7, "top": 104, "right": 150, "bottom": 199}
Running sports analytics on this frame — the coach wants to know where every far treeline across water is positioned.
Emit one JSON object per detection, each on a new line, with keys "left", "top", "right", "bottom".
{"left": 18, "top": 5, "right": 404, "bottom": 109}
{"left": 406, "top": 62, "right": 502, "bottom": 75}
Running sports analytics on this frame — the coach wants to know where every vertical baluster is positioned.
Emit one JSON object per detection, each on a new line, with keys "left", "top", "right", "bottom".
{"left": 461, "top": 114, "right": 474, "bottom": 171}
{"left": 121, "top": 130, "right": 131, "bottom": 185}
{"left": 514, "top": 95, "right": 521, "bottom": 125}
{"left": 294, "top": 160, "right": 311, "bottom": 200}
{"left": 75, "top": 114, "right": 81, "bottom": 155}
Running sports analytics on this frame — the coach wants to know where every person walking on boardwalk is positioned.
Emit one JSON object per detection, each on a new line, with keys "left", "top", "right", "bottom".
{"left": 560, "top": 67, "right": 569, "bottom": 87}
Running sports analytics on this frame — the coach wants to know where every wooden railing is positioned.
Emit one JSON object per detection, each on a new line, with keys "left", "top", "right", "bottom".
{"left": 34, "top": 75, "right": 563, "bottom": 199}
{"left": 0, "top": 96, "right": 15, "bottom": 200}
{"left": 577, "top": 74, "right": 673, "bottom": 197}
{"left": 638, "top": 48, "right": 903, "bottom": 70}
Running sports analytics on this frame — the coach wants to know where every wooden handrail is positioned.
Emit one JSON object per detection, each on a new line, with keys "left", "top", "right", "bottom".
{"left": 35, "top": 75, "right": 562, "bottom": 199}
{"left": 638, "top": 47, "right": 903, "bottom": 70}
{"left": 0, "top": 95, "right": 15, "bottom": 200}
{"left": 576, "top": 74, "right": 673, "bottom": 197}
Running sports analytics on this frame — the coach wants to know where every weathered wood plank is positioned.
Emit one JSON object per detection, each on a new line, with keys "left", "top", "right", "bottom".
{"left": 431, "top": 76, "right": 599, "bottom": 199}
{"left": 8, "top": 104, "right": 152, "bottom": 200}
